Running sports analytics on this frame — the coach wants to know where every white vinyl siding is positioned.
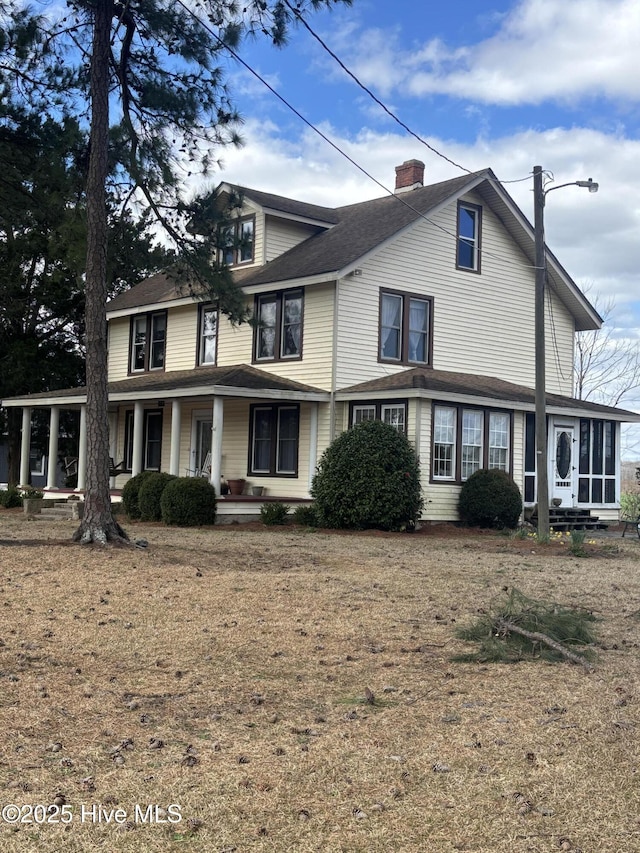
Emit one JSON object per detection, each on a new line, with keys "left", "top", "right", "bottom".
{"left": 265, "top": 217, "right": 323, "bottom": 261}
{"left": 335, "top": 191, "right": 575, "bottom": 396}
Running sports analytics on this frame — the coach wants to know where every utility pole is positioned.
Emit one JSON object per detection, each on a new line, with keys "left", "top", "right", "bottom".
{"left": 533, "top": 165, "right": 550, "bottom": 539}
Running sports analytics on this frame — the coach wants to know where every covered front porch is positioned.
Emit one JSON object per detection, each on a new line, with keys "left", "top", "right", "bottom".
{"left": 2, "top": 365, "right": 330, "bottom": 520}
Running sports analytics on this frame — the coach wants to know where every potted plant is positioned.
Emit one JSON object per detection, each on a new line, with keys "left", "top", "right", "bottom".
{"left": 227, "top": 478, "right": 246, "bottom": 496}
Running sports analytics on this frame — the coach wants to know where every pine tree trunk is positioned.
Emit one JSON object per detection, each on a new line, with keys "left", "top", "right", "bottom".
{"left": 74, "top": 0, "right": 127, "bottom": 544}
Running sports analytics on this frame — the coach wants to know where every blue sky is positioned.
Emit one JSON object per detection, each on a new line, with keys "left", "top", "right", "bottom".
{"left": 200, "top": 0, "right": 639, "bottom": 404}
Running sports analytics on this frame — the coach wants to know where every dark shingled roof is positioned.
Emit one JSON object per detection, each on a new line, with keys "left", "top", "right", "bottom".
{"left": 338, "top": 367, "right": 640, "bottom": 419}
{"left": 2, "top": 365, "right": 326, "bottom": 404}
{"left": 107, "top": 171, "right": 485, "bottom": 312}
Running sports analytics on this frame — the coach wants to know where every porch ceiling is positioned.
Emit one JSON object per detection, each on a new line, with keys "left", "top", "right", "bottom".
{"left": 1, "top": 364, "right": 330, "bottom": 408}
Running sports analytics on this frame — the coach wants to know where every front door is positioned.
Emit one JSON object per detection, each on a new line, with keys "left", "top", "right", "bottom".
{"left": 190, "top": 416, "right": 212, "bottom": 476}
{"left": 552, "top": 425, "right": 575, "bottom": 507}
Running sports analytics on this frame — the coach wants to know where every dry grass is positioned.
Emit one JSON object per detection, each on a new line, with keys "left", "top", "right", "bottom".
{"left": 1, "top": 510, "right": 640, "bottom": 852}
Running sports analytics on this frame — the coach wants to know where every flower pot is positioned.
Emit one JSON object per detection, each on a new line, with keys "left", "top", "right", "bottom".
{"left": 551, "top": 498, "right": 562, "bottom": 507}
{"left": 227, "top": 478, "right": 246, "bottom": 496}
{"left": 251, "top": 486, "right": 264, "bottom": 497}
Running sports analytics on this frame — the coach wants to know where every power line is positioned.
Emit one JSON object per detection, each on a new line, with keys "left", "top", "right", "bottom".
{"left": 172, "top": 0, "right": 539, "bottom": 272}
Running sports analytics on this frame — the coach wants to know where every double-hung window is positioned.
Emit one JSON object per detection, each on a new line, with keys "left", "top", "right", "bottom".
{"left": 124, "top": 409, "right": 163, "bottom": 472}
{"left": 350, "top": 401, "right": 407, "bottom": 434}
{"left": 456, "top": 202, "right": 481, "bottom": 272}
{"left": 379, "top": 289, "right": 431, "bottom": 366}
{"left": 218, "top": 216, "right": 255, "bottom": 266}
{"left": 432, "top": 404, "right": 511, "bottom": 482}
{"left": 254, "top": 289, "right": 303, "bottom": 362}
{"left": 130, "top": 311, "right": 166, "bottom": 373}
{"left": 250, "top": 404, "right": 299, "bottom": 476}
{"left": 197, "top": 304, "right": 218, "bottom": 365}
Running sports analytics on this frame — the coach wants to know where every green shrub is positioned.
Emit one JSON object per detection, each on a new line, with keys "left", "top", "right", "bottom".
{"left": 138, "top": 472, "right": 177, "bottom": 522}
{"left": 260, "top": 502, "right": 290, "bottom": 526}
{"left": 292, "top": 504, "right": 318, "bottom": 527}
{"left": 458, "top": 468, "right": 522, "bottom": 529}
{"left": 620, "top": 492, "right": 640, "bottom": 520}
{"left": 311, "top": 420, "right": 423, "bottom": 531}
{"left": 160, "top": 477, "right": 217, "bottom": 527}
{"left": 121, "top": 470, "right": 155, "bottom": 520}
{"left": 0, "top": 487, "right": 23, "bottom": 508}
{"left": 21, "top": 486, "right": 44, "bottom": 500}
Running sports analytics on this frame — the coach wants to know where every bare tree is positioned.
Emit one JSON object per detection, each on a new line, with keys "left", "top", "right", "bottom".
{"left": 575, "top": 288, "right": 640, "bottom": 407}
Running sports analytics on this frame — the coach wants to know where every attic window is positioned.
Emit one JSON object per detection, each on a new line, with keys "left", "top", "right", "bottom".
{"left": 218, "top": 216, "right": 254, "bottom": 266}
{"left": 456, "top": 202, "right": 481, "bottom": 272}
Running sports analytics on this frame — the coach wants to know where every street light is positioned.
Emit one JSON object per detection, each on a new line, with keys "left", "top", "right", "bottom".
{"left": 533, "top": 166, "right": 598, "bottom": 539}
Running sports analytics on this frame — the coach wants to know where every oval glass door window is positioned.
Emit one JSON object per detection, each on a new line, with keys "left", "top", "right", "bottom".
{"left": 556, "top": 431, "right": 571, "bottom": 479}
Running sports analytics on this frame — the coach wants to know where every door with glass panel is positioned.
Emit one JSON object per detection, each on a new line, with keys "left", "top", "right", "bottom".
{"left": 552, "top": 425, "right": 575, "bottom": 507}
{"left": 190, "top": 416, "right": 212, "bottom": 476}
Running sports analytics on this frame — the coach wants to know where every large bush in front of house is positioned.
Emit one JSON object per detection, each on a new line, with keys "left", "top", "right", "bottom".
{"left": 138, "top": 472, "right": 177, "bottom": 522}
{"left": 458, "top": 468, "right": 523, "bottom": 529}
{"left": 311, "top": 420, "right": 423, "bottom": 531}
{"left": 0, "top": 487, "right": 23, "bottom": 508}
{"left": 160, "top": 476, "right": 217, "bottom": 527}
{"left": 121, "top": 470, "right": 155, "bottom": 520}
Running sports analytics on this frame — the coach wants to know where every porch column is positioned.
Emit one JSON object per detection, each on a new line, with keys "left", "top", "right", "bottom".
{"left": 210, "top": 396, "right": 224, "bottom": 494}
{"left": 169, "top": 399, "right": 181, "bottom": 476}
{"left": 19, "top": 407, "right": 32, "bottom": 487}
{"left": 46, "top": 406, "right": 60, "bottom": 490}
{"left": 77, "top": 405, "right": 87, "bottom": 492}
{"left": 108, "top": 410, "right": 118, "bottom": 488}
{"left": 131, "top": 400, "right": 144, "bottom": 476}
{"left": 308, "top": 402, "right": 319, "bottom": 497}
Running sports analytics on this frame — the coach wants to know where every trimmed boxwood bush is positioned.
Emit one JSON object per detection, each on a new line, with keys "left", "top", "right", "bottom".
{"left": 121, "top": 470, "right": 155, "bottom": 520}
{"left": 138, "top": 472, "right": 177, "bottom": 522}
{"left": 160, "top": 476, "right": 217, "bottom": 527}
{"left": 311, "top": 420, "right": 423, "bottom": 531}
{"left": 458, "top": 468, "right": 523, "bottom": 529}
{"left": 259, "top": 502, "right": 290, "bottom": 526}
{"left": 0, "top": 487, "right": 23, "bottom": 508}
{"left": 292, "top": 504, "right": 318, "bottom": 527}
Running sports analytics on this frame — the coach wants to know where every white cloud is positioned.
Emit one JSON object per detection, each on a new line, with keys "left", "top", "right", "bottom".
{"left": 344, "top": 0, "right": 640, "bottom": 106}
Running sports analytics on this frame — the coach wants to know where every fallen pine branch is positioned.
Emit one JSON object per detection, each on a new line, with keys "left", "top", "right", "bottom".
{"left": 497, "top": 618, "right": 594, "bottom": 672}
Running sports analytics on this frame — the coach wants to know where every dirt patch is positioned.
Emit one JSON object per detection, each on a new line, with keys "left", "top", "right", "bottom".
{"left": 1, "top": 509, "right": 639, "bottom": 852}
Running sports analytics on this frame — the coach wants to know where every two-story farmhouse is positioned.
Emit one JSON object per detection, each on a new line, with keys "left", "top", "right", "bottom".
{"left": 4, "top": 160, "right": 638, "bottom": 522}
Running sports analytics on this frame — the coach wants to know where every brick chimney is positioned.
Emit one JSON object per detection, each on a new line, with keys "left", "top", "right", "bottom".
{"left": 395, "top": 159, "right": 425, "bottom": 193}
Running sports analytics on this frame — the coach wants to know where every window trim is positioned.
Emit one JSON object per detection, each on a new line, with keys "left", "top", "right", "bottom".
{"left": 248, "top": 403, "right": 300, "bottom": 477}
{"left": 218, "top": 214, "right": 255, "bottom": 266}
{"left": 378, "top": 288, "right": 433, "bottom": 367}
{"left": 128, "top": 310, "right": 167, "bottom": 375}
{"left": 196, "top": 303, "right": 218, "bottom": 366}
{"left": 456, "top": 201, "right": 482, "bottom": 273}
{"left": 253, "top": 288, "right": 304, "bottom": 363}
{"left": 123, "top": 408, "right": 164, "bottom": 473}
{"left": 349, "top": 400, "right": 408, "bottom": 435}
{"left": 430, "top": 403, "right": 512, "bottom": 484}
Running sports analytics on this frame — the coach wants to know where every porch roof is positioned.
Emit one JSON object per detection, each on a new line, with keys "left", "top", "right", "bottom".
{"left": 1, "top": 365, "right": 330, "bottom": 408}
{"left": 337, "top": 367, "right": 640, "bottom": 422}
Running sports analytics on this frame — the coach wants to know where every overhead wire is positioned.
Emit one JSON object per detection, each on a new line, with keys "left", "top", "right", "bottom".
{"left": 173, "top": 0, "right": 541, "bottom": 273}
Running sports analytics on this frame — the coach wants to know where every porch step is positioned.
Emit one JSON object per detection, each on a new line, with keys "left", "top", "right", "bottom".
{"left": 38, "top": 500, "right": 83, "bottom": 521}
{"left": 530, "top": 507, "right": 609, "bottom": 533}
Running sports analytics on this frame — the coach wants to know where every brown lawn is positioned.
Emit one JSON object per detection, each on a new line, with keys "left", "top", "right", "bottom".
{"left": 0, "top": 509, "right": 639, "bottom": 852}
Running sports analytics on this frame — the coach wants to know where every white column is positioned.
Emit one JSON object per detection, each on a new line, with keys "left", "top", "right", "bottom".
{"left": 170, "top": 399, "right": 182, "bottom": 476}
{"left": 131, "top": 400, "right": 144, "bottom": 475}
{"left": 210, "top": 396, "right": 224, "bottom": 494}
{"left": 19, "top": 407, "right": 32, "bottom": 487}
{"left": 108, "top": 410, "right": 118, "bottom": 488}
{"left": 307, "top": 402, "right": 319, "bottom": 496}
{"left": 77, "top": 405, "right": 87, "bottom": 491}
{"left": 46, "top": 406, "right": 60, "bottom": 490}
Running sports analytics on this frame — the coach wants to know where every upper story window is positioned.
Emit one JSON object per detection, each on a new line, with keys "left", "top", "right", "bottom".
{"left": 254, "top": 289, "right": 303, "bottom": 362}
{"left": 456, "top": 202, "right": 481, "bottom": 272}
{"left": 218, "top": 216, "right": 255, "bottom": 266}
{"left": 198, "top": 304, "right": 218, "bottom": 366}
{"left": 432, "top": 404, "right": 511, "bottom": 482}
{"left": 130, "top": 311, "right": 166, "bottom": 373}
{"left": 379, "top": 289, "right": 431, "bottom": 366}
